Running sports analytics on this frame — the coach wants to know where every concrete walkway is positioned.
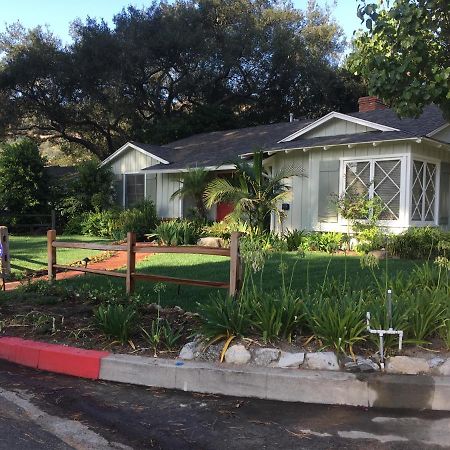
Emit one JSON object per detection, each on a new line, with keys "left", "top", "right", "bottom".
{"left": 5, "top": 245, "right": 153, "bottom": 291}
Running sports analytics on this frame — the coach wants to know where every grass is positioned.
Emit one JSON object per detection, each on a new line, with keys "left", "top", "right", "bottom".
{"left": 8, "top": 234, "right": 113, "bottom": 276}
{"left": 51, "top": 251, "right": 419, "bottom": 311}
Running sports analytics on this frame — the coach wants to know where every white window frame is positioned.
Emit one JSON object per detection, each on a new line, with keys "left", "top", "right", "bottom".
{"left": 409, "top": 157, "right": 440, "bottom": 226}
{"left": 338, "top": 155, "right": 408, "bottom": 228}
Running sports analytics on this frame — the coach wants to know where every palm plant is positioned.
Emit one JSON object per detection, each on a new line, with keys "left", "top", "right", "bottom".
{"left": 171, "top": 168, "right": 211, "bottom": 220}
{"left": 204, "top": 151, "right": 301, "bottom": 233}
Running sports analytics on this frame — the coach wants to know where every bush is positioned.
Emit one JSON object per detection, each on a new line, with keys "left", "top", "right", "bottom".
{"left": 304, "top": 232, "right": 344, "bottom": 253}
{"left": 154, "top": 219, "right": 202, "bottom": 245}
{"left": 356, "top": 227, "right": 385, "bottom": 253}
{"left": 388, "top": 227, "right": 450, "bottom": 259}
{"left": 283, "top": 229, "right": 306, "bottom": 251}
{"left": 69, "top": 200, "right": 158, "bottom": 240}
{"left": 203, "top": 219, "right": 249, "bottom": 240}
{"left": 95, "top": 303, "right": 137, "bottom": 344}
{"left": 240, "top": 231, "right": 287, "bottom": 252}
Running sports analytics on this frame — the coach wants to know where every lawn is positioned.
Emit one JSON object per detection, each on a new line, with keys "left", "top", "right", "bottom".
{"left": 8, "top": 235, "right": 113, "bottom": 276}
{"left": 53, "top": 251, "right": 419, "bottom": 311}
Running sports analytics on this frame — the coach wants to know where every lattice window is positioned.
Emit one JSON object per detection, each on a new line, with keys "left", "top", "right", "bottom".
{"left": 411, "top": 160, "right": 437, "bottom": 222}
{"left": 343, "top": 158, "right": 402, "bottom": 221}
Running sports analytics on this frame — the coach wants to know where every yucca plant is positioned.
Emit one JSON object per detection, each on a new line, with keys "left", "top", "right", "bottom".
{"left": 95, "top": 303, "right": 137, "bottom": 344}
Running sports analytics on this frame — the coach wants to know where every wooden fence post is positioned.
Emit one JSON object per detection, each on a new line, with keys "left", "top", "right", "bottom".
{"left": 47, "top": 229, "right": 57, "bottom": 282}
{"left": 126, "top": 232, "right": 136, "bottom": 295}
{"left": 229, "top": 232, "right": 241, "bottom": 297}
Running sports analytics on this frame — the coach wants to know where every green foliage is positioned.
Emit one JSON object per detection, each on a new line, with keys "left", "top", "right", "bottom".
{"left": 94, "top": 303, "right": 137, "bottom": 344}
{"left": 349, "top": 0, "right": 450, "bottom": 117}
{"left": 142, "top": 319, "right": 183, "bottom": 354}
{"left": 283, "top": 229, "right": 306, "bottom": 251}
{"left": 388, "top": 227, "right": 450, "bottom": 259}
{"left": 241, "top": 231, "right": 288, "bottom": 253}
{"left": 197, "top": 293, "right": 253, "bottom": 340}
{"left": 0, "top": 3, "right": 360, "bottom": 157}
{"left": 356, "top": 227, "right": 385, "bottom": 253}
{"left": 205, "top": 151, "right": 302, "bottom": 233}
{"left": 73, "top": 200, "right": 158, "bottom": 240}
{"left": 154, "top": 220, "right": 202, "bottom": 246}
{"left": 304, "top": 232, "right": 344, "bottom": 253}
{"left": 203, "top": 219, "right": 249, "bottom": 240}
{"left": 0, "top": 139, "right": 49, "bottom": 215}
{"left": 306, "top": 293, "right": 367, "bottom": 354}
{"left": 171, "top": 168, "right": 211, "bottom": 220}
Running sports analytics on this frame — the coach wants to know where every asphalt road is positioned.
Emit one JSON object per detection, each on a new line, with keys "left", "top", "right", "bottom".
{"left": 0, "top": 360, "right": 449, "bottom": 450}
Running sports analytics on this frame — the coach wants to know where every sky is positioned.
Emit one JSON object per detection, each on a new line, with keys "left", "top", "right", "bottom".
{"left": 0, "top": 0, "right": 362, "bottom": 44}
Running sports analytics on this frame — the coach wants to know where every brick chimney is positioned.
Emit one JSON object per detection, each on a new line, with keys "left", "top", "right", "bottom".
{"left": 358, "top": 96, "right": 387, "bottom": 113}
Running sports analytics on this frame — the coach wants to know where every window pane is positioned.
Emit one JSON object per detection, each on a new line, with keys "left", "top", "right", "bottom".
{"left": 424, "top": 163, "right": 436, "bottom": 221}
{"left": 345, "top": 161, "right": 370, "bottom": 196}
{"left": 126, "top": 174, "right": 145, "bottom": 207}
{"left": 374, "top": 160, "right": 401, "bottom": 220}
{"left": 411, "top": 161, "right": 424, "bottom": 221}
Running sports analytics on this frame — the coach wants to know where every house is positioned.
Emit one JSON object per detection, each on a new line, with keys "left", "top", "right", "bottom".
{"left": 101, "top": 97, "right": 450, "bottom": 233}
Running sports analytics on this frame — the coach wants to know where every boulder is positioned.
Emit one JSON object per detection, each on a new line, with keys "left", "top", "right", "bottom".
{"left": 179, "top": 341, "right": 199, "bottom": 360}
{"left": 305, "top": 352, "right": 340, "bottom": 371}
{"left": 437, "top": 359, "right": 450, "bottom": 376}
{"left": 277, "top": 352, "right": 305, "bottom": 369}
{"left": 197, "top": 237, "right": 225, "bottom": 248}
{"left": 428, "top": 357, "right": 445, "bottom": 370}
{"left": 253, "top": 348, "right": 280, "bottom": 366}
{"left": 385, "top": 356, "right": 430, "bottom": 375}
{"left": 344, "top": 357, "right": 379, "bottom": 373}
{"left": 225, "top": 344, "right": 251, "bottom": 365}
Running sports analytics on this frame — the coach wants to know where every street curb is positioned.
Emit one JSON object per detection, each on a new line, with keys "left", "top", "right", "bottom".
{"left": 0, "top": 337, "right": 109, "bottom": 379}
{"left": 1, "top": 337, "right": 450, "bottom": 410}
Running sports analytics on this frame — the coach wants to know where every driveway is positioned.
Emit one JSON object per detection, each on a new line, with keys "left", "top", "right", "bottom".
{"left": 0, "top": 360, "right": 448, "bottom": 449}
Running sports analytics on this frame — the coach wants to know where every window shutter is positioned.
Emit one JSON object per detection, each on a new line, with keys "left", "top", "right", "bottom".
{"left": 318, "top": 160, "right": 339, "bottom": 223}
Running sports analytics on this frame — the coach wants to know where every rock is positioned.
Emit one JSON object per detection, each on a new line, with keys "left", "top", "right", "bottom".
{"left": 344, "top": 357, "right": 379, "bottom": 373}
{"left": 200, "top": 343, "right": 222, "bottom": 362}
{"left": 253, "top": 348, "right": 280, "bottom": 366}
{"left": 428, "top": 357, "right": 445, "bottom": 370}
{"left": 437, "top": 359, "right": 450, "bottom": 376}
{"left": 225, "top": 344, "right": 251, "bottom": 365}
{"left": 277, "top": 352, "right": 305, "bottom": 368}
{"left": 197, "top": 237, "right": 225, "bottom": 248}
{"left": 385, "top": 356, "right": 430, "bottom": 375}
{"left": 305, "top": 352, "right": 340, "bottom": 371}
{"left": 179, "top": 341, "right": 199, "bottom": 360}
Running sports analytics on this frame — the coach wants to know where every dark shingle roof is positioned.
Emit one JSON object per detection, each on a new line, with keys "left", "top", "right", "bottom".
{"left": 141, "top": 105, "right": 447, "bottom": 172}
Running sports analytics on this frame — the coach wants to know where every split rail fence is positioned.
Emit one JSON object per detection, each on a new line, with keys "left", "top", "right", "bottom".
{"left": 47, "top": 230, "right": 242, "bottom": 296}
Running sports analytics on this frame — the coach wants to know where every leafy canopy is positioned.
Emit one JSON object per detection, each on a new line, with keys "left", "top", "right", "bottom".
{"left": 349, "top": 0, "right": 450, "bottom": 117}
{"left": 0, "top": 1, "right": 362, "bottom": 158}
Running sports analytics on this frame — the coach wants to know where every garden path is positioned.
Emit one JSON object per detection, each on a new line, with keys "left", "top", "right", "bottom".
{"left": 4, "top": 244, "right": 153, "bottom": 291}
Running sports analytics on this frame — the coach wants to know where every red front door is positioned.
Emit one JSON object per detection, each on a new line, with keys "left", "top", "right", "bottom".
{"left": 216, "top": 202, "right": 234, "bottom": 221}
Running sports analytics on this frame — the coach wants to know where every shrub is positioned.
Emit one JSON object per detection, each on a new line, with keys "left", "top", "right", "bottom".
{"left": 112, "top": 200, "right": 158, "bottom": 240}
{"left": 388, "top": 227, "right": 450, "bottom": 259}
{"left": 356, "top": 227, "right": 385, "bottom": 253}
{"left": 154, "top": 219, "right": 202, "bottom": 245}
{"left": 240, "top": 231, "right": 287, "bottom": 252}
{"left": 283, "top": 229, "right": 306, "bottom": 251}
{"left": 94, "top": 303, "right": 137, "bottom": 344}
{"left": 203, "top": 219, "right": 249, "bottom": 240}
{"left": 80, "top": 210, "right": 119, "bottom": 237}
{"left": 306, "top": 292, "right": 367, "bottom": 355}
{"left": 197, "top": 293, "right": 253, "bottom": 340}
{"left": 304, "top": 232, "right": 344, "bottom": 253}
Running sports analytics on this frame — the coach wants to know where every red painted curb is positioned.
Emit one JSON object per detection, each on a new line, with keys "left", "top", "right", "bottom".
{"left": 0, "top": 337, "right": 109, "bottom": 379}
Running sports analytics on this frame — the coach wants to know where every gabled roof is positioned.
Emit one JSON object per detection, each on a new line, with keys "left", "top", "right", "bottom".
{"left": 100, "top": 141, "right": 170, "bottom": 167}
{"left": 278, "top": 111, "right": 399, "bottom": 143}
{"left": 107, "top": 105, "right": 449, "bottom": 173}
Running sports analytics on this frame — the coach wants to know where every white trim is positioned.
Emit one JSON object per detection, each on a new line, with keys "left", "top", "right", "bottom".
{"left": 144, "top": 164, "right": 236, "bottom": 174}
{"left": 278, "top": 111, "right": 400, "bottom": 143}
{"left": 427, "top": 123, "right": 450, "bottom": 138}
{"left": 100, "top": 142, "right": 170, "bottom": 167}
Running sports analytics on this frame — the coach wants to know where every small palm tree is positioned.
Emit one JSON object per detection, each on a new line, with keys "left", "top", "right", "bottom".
{"left": 171, "top": 167, "right": 211, "bottom": 220}
{"left": 204, "top": 151, "right": 301, "bottom": 233}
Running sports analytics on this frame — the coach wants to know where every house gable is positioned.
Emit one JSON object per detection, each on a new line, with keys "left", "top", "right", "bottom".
{"left": 278, "top": 112, "right": 399, "bottom": 143}
{"left": 427, "top": 123, "right": 450, "bottom": 143}
{"left": 100, "top": 142, "right": 169, "bottom": 170}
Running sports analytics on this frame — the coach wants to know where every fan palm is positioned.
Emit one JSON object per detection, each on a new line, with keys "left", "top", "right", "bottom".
{"left": 171, "top": 167, "right": 211, "bottom": 220}
{"left": 204, "top": 151, "right": 302, "bottom": 233}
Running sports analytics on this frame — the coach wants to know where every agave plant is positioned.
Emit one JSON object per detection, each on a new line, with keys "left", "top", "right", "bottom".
{"left": 204, "top": 151, "right": 302, "bottom": 233}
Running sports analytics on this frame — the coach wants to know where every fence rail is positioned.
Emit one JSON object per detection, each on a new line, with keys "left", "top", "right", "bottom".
{"left": 1, "top": 210, "right": 56, "bottom": 233}
{"left": 47, "top": 230, "right": 242, "bottom": 296}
